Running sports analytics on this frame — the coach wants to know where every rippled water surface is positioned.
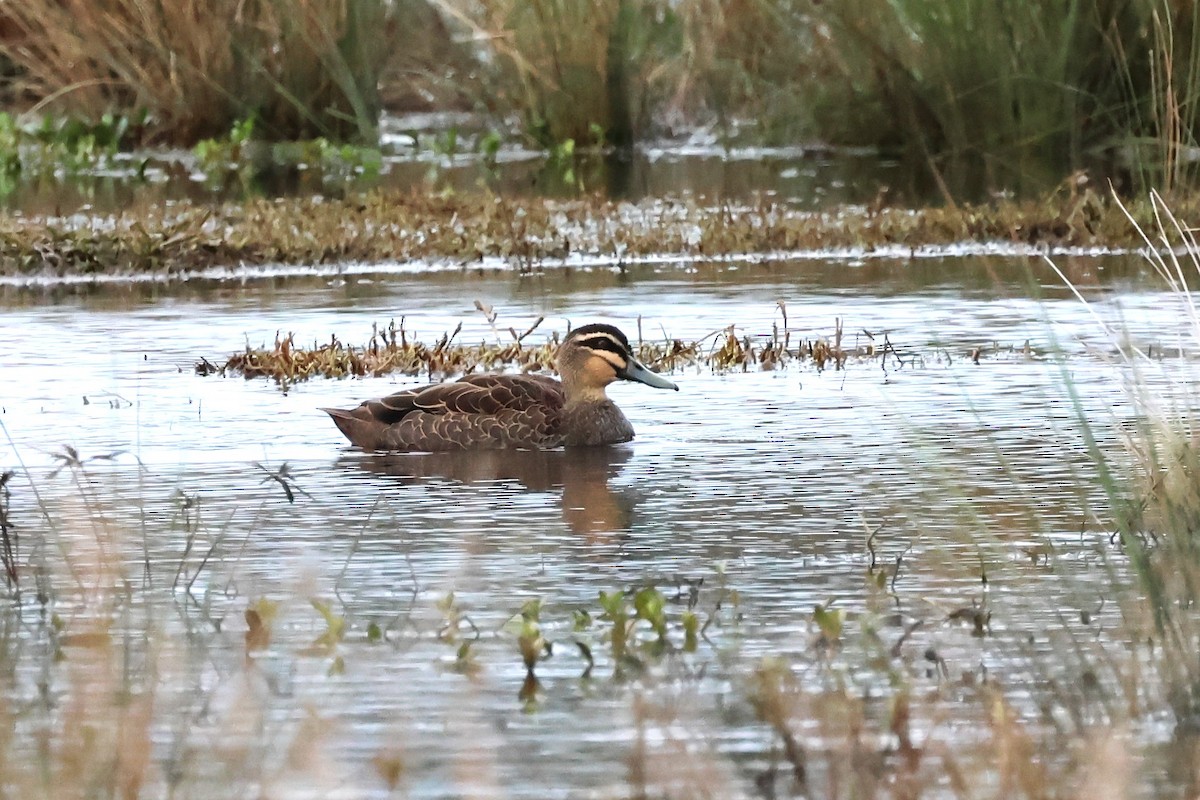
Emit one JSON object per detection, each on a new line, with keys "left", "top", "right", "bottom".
{"left": 1, "top": 253, "right": 1196, "bottom": 798}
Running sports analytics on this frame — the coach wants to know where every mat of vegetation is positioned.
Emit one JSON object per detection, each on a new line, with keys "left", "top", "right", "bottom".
{"left": 197, "top": 314, "right": 887, "bottom": 387}
{"left": 0, "top": 186, "right": 1186, "bottom": 279}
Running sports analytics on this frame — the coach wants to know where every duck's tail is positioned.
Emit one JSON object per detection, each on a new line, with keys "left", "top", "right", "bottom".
{"left": 321, "top": 407, "right": 380, "bottom": 451}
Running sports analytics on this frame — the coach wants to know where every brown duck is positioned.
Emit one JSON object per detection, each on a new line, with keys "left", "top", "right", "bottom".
{"left": 322, "top": 323, "right": 679, "bottom": 451}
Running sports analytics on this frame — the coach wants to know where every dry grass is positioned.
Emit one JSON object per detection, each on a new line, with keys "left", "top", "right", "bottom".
{"left": 0, "top": 181, "right": 1181, "bottom": 279}
{"left": 437, "top": 0, "right": 674, "bottom": 146}
{"left": 198, "top": 315, "right": 870, "bottom": 387}
{"left": 1054, "top": 191, "right": 1200, "bottom": 728}
{"left": 0, "top": 0, "right": 390, "bottom": 144}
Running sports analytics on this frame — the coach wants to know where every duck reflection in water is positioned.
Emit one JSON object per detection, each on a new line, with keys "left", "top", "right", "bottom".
{"left": 343, "top": 447, "right": 634, "bottom": 536}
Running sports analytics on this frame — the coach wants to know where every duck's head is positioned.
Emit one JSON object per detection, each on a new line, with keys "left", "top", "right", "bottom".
{"left": 557, "top": 323, "right": 679, "bottom": 396}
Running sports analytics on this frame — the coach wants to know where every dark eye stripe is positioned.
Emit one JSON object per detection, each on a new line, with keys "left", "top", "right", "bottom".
{"left": 577, "top": 333, "right": 629, "bottom": 359}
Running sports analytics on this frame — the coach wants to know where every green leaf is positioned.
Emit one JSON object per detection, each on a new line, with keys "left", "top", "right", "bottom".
{"left": 812, "top": 600, "right": 844, "bottom": 642}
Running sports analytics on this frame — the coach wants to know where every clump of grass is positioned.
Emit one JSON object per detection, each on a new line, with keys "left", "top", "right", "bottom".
{"left": 672, "top": 0, "right": 814, "bottom": 142}
{"left": 1056, "top": 191, "right": 1200, "bottom": 727}
{"left": 198, "top": 314, "right": 875, "bottom": 387}
{"left": 0, "top": 184, "right": 1188, "bottom": 279}
{"left": 0, "top": 0, "right": 391, "bottom": 144}
{"left": 0, "top": 470, "right": 14, "bottom": 588}
{"left": 795, "top": 0, "right": 1200, "bottom": 196}
{"left": 441, "top": 0, "right": 686, "bottom": 148}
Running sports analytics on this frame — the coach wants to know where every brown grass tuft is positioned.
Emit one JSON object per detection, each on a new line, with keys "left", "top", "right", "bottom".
{"left": 0, "top": 0, "right": 390, "bottom": 144}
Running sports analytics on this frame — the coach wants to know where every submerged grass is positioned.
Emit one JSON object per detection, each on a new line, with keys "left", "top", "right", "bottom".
{"left": 0, "top": 183, "right": 1184, "bottom": 279}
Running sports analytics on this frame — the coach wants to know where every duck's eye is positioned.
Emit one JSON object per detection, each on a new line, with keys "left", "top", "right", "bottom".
{"left": 576, "top": 333, "right": 629, "bottom": 359}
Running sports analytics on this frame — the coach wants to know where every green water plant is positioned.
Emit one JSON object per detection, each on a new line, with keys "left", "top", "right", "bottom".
{"left": 194, "top": 117, "right": 258, "bottom": 172}
{"left": 0, "top": 110, "right": 145, "bottom": 198}
{"left": 598, "top": 589, "right": 632, "bottom": 663}
{"left": 308, "top": 597, "right": 347, "bottom": 675}
{"left": 194, "top": 117, "right": 382, "bottom": 193}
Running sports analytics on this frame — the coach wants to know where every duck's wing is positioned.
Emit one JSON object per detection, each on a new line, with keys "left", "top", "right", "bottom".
{"left": 322, "top": 374, "right": 566, "bottom": 451}
{"left": 401, "top": 373, "right": 564, "bottom": 416}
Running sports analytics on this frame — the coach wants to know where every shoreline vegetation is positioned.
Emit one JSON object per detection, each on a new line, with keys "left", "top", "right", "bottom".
{"left": 0, "top": 1, "right": 1195, "bottom": 196}
{"left": 0, "top": 185, "right": 1188, "bottom": 280}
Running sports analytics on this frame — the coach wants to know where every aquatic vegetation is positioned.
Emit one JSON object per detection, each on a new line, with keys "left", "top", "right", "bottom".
{"left": 10, "top": 190, "right": 1200, "bottom": 794}
{"left": 449, "top": 0, "right": 1200, "bottom": 192}
{"left": 783, "top": 0, "right": 1200, "bottom": 195}
{"left": 0, "top": 183, "right": 1184, "bottom": 280}
{"left": 0, "top": 111, "right": 144, "bottom": 198}
{"left": 0, "top": 413, "right": 1193, "bottom": 799}
{"left": 1053, "top": 191, "right": 1200, "bottom": 728}
{"left": 193, "top": 117, "right": 384, "bottom": 188}
{"left": 0, "top": 0, "right": 1192, "bottom": 198}
{"left": 199, "top": 314, "right": 872, "bottom": 388}
{"left": 0, "top": 0, "right": 390, "bottom": 144}
{"left": 443, "top": 0, "right": 684, "bottom": 148}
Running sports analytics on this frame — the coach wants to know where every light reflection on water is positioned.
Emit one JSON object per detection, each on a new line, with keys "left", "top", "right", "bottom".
{"left": 0, "top": 254, "right": 1193, "bottom": 797}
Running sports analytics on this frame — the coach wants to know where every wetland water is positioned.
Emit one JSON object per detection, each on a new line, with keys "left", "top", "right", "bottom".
{"left": 0, "top": 253, "right": 1194, "bottom": 797}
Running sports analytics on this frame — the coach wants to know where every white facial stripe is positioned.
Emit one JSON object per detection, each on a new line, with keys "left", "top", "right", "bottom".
{"left": 592, "top": 350, "right": 626, "bottom": 371}
{"left": 576, "top": 333, "right": 630, "bottom": 358}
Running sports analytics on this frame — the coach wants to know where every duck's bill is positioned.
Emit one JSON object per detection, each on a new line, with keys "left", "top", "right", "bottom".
{"left": 621, "top": 358, "right": 680, "bottom": 391}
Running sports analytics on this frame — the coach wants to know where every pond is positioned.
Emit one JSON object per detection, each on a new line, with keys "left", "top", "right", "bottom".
{"left": 0, "top": 251, "right": 1195, "bottom": 798}
{"left": 1, "top": 113, "right": 929, "bottom": 217}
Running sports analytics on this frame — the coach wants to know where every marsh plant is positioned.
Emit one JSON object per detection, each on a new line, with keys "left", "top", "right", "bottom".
{"left": 200, "top": 310, "right": 872, "bottom": 388}
{"left": 0, "top": 0, "right": 1196, "bottom": 197}
{"left": 1055, "top": 192, "right": 1200, "bottom": 727}
{"left": 440, "top": 0, "right": 687, "bottom": 148}
{"left": 775, "top": 0, "right": 1200, "bottom": 195}
{"left": 0, "top": 0, "right": 390, "bottom": 144}
{"left": 3, "top": 186, "right": 1183, "bottom": 279}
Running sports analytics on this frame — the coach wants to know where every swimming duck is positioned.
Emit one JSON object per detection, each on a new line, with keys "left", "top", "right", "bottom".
{"left": 322, "top": 323, "right": 678, "bottom": 451}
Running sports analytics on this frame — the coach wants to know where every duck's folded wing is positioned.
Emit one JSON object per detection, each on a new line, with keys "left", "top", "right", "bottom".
{"left": 323, "top": 374, "right": 565, "bottom": 451}
{"left": 370, "top": 374, "right": 564, "bottom": 421}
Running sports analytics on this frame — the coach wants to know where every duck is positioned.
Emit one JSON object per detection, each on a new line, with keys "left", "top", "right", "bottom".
{"left": 322, "top": 323, "right": 679, "bottom": 451}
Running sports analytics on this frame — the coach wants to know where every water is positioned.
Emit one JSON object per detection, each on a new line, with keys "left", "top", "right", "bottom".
{"left": 0, "top": 115, "right": 924, "bottom": 217}
{"left": 0, "top": 253, "right": 1195, "bottom": 798}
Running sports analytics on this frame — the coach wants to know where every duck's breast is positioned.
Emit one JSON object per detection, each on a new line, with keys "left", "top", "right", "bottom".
{"left": 562, "top": 400, "right": 634, "bottom": 446}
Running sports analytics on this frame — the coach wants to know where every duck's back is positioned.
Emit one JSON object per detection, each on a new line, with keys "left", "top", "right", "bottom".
{"left": 324, "top": 373, "right": 567, "bottom": 451}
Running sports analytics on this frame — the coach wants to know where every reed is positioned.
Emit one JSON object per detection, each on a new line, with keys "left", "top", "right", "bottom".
{"left": 0, "top": 0, "right": 390, "bottom": 144}
{"left": 1049, "top": 190, "right": 1200, "bottom": 726}
{"left": 796, "top": 0, "right": 1200, "bottom": 196}
{"left": 438, "top": 0, "right": 686, "bottom": 148}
